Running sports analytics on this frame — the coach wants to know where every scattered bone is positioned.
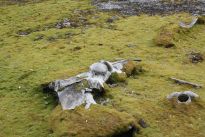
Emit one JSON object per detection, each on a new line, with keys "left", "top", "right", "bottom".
{"left": 167, "top": 91, "right": 199, "bottom": 104}
{"left": 170, "top": 77, "right": 202, "bottom": 88}
{"left": 179, "top": 17, "right": 198, "bottom": 28}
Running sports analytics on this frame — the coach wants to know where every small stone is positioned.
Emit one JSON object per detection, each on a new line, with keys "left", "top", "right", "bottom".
{"left": 188, "top": 52, "right": 204, "bottom": 63}
{"left": 106, "top": 16, "right": 119, "bottom": 23}
{"left": 73, "top": 46, "right": 82, "bottom": 51}
{"left": 108, "top": 83, "right": 118, "bottom": 88}
{"left": 34, "top": 34, "right": 44, "bottom": 41}
{"left": 138, "top": 119, "right": 148, "bottom": 128}
{"left": 17, "top": 31, "right": 30, "bottom": 36}
{"left": 126, "top": 44, "right": 137, "bottom": 48}
{"left": 56, "top": 18, "right": 71, "bottom": 29}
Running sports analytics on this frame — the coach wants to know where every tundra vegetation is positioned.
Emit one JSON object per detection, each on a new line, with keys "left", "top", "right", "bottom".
{"left": 0, "top": 0, "right": 205, "bottom": 137}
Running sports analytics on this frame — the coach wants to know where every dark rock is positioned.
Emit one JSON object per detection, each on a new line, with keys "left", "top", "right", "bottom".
{"left": 34, "top": 34, "right": 44, "bottom": 41}
{"left": 107, "top": 16, "right": 119, "bottom": 23}
{"left": 112, "top": 124, "right": 139, "bottom": 137}
{"left": 138, "top": 119, "right": 148, "bottom": 128}
{"left": 188, "top": 52, "right": 204, "bottom": 63}
{"left": 73, "top": 46, "right": 82, "bottom": 51}
{"left": 56, "top": 18, "right": 71, "bottom": 29}
{"left": 47, "top": 36, "right": 56, "bottom": 42}
{"left": 17, "top": 30, "right": 31, "bottom": 36}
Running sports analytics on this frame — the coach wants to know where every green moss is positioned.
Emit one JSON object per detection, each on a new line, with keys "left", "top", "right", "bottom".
{"left": 0, "top": 2, "right": 205, "bottom": 136}
{"left": 107, "top": 72, "right": 127, "bottom": 84}
{"left": 50, "top": 105, "right": 137, "bottom": 137}
{"left": 74, "top": 79, "right": 89, "bottom": 91}
{"left": 122, "top": 60, "right": 143, "bottom": 77}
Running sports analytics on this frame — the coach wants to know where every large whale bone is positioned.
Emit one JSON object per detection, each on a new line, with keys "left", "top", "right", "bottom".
{"left": 46, "top": 59, "right": 140, "bottom": 110}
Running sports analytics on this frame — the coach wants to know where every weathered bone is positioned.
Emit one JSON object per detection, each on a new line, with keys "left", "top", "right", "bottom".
{"left": 48, "top": 60, "right": 135, "bottom": 110}
{"left": 179, "top": 17, "right": 198, "bottom": 28}
{"left": 170, "top": 77, "right": 202, "bottom": 88}
{"left": 167, "top": 91, "right": 199, "bottom": 104}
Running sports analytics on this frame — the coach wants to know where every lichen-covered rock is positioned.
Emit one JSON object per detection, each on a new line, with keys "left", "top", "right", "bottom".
{"left": 50, "top": 105, "right": 138, "bottom": 137}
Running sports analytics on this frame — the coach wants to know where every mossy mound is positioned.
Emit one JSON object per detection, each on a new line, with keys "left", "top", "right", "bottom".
{"left": 50, "top": 105, "right": 138, "bottom": 137}
{"left": 122, "top": 61, "right": 143, "bottom": 77}
{"left": 107, "top": 72, "right": 127, "bottom": 84}
{"left": 154, "top": 24, "right": 178, "bottom": 48}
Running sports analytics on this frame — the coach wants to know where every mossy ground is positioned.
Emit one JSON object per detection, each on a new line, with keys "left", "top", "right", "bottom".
{"left": 50, "top": 105, "right": 136, "bottom": 137}
{"left": 0, "top": 0, "right": 205, "bottom": 137}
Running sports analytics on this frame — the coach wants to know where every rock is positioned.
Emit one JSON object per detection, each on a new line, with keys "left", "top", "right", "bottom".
{"left": 138, "top": 119, "right": 148, "bottom": 128}
{"left": 56, "top": 18, "right": 71, "bottom": 29}
{"left": 73, "top": 46, "right": 82, "bottom": 51}
{"left": 188, "top": 52, "right": 204, "bottom": 63}
{"left": 34, "top": 34, "right": 44, "bottom": 41}
{"left": 50, "top": 105, "right": 138, "bottom": 137}
{"left": 17, "top": 29, "right": 31, "bottom": 36}
{"left": 106, "top": 16, "right": 119, "bottom": 23}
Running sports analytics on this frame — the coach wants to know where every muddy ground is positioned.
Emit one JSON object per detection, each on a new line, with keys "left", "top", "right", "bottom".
{"left": 93, "top": 0, "right": 205, "bottom": 15}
